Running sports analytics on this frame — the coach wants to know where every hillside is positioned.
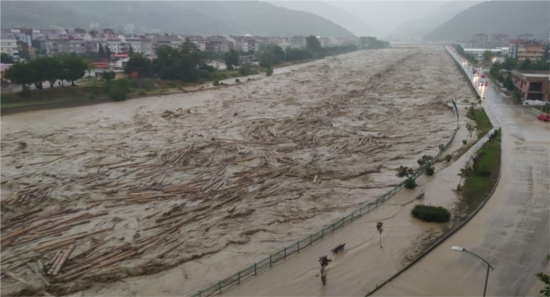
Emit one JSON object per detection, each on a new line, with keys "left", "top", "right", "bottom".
{"left": 0, "top": 1, "right": 353, "bottom": 37}
{"left": 268, "top": 1, "right": 379, "bottom": 36}
{"left": 387, "top": 1, "right": 482, "bottom": 41}
{"left": 425, "top": 1, "right": 550, "bottom": 41}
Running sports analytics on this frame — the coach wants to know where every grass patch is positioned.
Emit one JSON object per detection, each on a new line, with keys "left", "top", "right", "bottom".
{"left": 454, "top": 129, "right": 501, "bottom": 220}
{"left": 411, "top": 204, "right": 451, "bottom": 222}
{"left": 466, "top": 106, "right": 492, "bottom": 139}
{"left": 1, "top": 85, "right": 106, "bottom": 108}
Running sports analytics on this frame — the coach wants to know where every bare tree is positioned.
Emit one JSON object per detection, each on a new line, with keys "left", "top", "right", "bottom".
{"left": 376, "top": 221, "right": 384, "bottom": 248}
{"left": 319, "top": 256, "right": 332, "bottom": 285}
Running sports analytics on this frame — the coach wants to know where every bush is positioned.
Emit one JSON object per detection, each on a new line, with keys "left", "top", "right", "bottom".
{"left": 266, "top": 67, "right": 273, "bottom": 76}
{"left": 463, "top": 139, "right": 467, "bottom": 145}
{"left": 445, "top": 154, "right": 453, "bottom": 162}
{"left": 109, "top": 85, "right": 127, "bottom": 101}
{"left": 235, "top": 78, "right": 240, "bottom": 83}
{"left": 213, "top": 79, "right": 220, "bottom": 86}
{"left": 477, "top": 167, "right": 491, "bottom": 176}
{"left": 411, "top": 205, "right": 450, "bottom": 222}
{"left": 425, "top": 166, "right": 435, "bottom": 176}
{"left": 404, "top": 177, "right": 417, "bottom": 189}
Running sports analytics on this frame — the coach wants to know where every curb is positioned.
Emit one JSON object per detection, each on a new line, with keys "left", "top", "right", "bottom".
{"left": 364, "top": 46, "right": 503, "bottom": 296}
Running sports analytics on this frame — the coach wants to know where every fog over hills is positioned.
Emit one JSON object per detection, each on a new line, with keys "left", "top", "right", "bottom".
{"left": 1, "top": 1, "right": 353, "bottom": 37}
{"left": 268, "top": 1, "right": 379, "bottom": 37}
{"left": 425, "top": 1, "right": 550, "bottom": 41}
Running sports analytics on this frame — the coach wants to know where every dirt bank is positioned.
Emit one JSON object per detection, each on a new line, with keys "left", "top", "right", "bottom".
{"left": 2, "top": 45, "right": 460, "bottom": 296}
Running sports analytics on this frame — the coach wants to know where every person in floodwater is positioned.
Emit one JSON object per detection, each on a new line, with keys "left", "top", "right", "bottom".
{"left": 319, "top": 255, "right": 332, "bottom": 285}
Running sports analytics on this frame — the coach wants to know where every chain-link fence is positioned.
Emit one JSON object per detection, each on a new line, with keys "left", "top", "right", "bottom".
{"left": 191, "top": 100, "right": 459, "bottom": 297}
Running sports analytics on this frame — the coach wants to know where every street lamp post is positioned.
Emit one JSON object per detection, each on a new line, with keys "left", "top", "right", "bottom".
{"left": 451, "top": 246, "right": 494, "bottom": 297}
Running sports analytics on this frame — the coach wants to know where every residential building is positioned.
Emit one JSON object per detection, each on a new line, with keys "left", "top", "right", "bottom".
{"left": 517, "top": 42, "right": 546, "bottom": 62}
{"left": 472, "top": 33, "right": 489, "bottom": 49}
{"left": 518, "top": 33, "right": 535, "bottom": 41}
{"left": 125, "top": 35, "right": 142, "bottom": 54}
{"left": 139, "top": 36, "right": 154, "bottom": 56}
{"left": 0, "top": 33, "right": 20, "bottom": 59}
{"left": 206, "top": 36, "right": 233, "bottom": 53}
{"left": 187, "top": 36, "right": 208, "bottom": 51}
{"left": 511, "top": 70, "right": 550, "bottom": 102}
{"left": 289, "top": 36, "right": 306, "bottom": 49}
{"left": 151, "top": 35, "right": 183, "bottom": 50}
{"left": 490, "top": 33, "right": 509, "bottom": 48}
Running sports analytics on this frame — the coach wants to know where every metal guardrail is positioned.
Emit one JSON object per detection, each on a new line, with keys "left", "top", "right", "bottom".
{"left": 190, "top": 99, "right": 460, "bottom": 297}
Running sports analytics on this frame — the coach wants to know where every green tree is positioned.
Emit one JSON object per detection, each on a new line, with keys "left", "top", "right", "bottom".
{"left": 306, "top": 35, "right": 322, "bottom": 53}
{"left": 101, "top": 71, "right": 116, "bottom": 81}
{"left": 3, "top": 62, "right": 36, "bottom": 88}
{"left": 259, "top": 52, "right": 273, "bottom": 69}
{"left": 128, "top": 44, "right": 135, "bottom": 56}
{"left": 125, "top": 53, "right": 151, "bottom": 77}
{"left": 105, "top": 45, "right": 112, "bottom": 61}
{"left": 98, "top": 44, "right": 106, "bottom": 60}
{"left": 1, "top": 53, "right": 14, "bottom": 64}
{"left": 224, "top": 49, "right": 239, "bottom": 70}
{"left": 536, "top": 255, "right": 550, "bottom": 297}
{"left": 482, "top": 50, "right": 495, "bottom": 62}
{"left": 30, "top": 57, "right": 61, "bottom": 88}
{"left": 59, "top": 56, "right": 86, "bottom": 86}
{"left": 266, "top": 67, "right": 273, "bottom": 76}
{"left": 17, "top": 41, "right": 31, "bottom": 60}
{"left": 501, "top": 57, "right": 517, "bottom": 71}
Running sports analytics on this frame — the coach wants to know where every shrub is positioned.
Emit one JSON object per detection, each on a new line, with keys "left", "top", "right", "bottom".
{"left": 417, "top": 155, "right": 434, "bottom": 166}
{"left": 425, "top": 166, "right": 435, "bottom": 176}
{"left": 109, "top": 85, "right": 127, "bottom": 101}
{"left": 266, "top": 67, "right": 273, "bottom": 76}
{"left": 213, "top": 79, "right": 220, "bottom": 86}
{"left": 445, "top": 154, "right": 453, "bottom": 162}
{"left": 235, "top": 78, "right": 240, "bottom": 83}
{"left": 477, "top": 167, "right": 491, "bottom": 176}
{"left": 404, "top": 177, "right": 417, "bottom": 189}
{"left": 411, "top": 205, "right": 450, "bottom": 222}
{"left": 397, "top": 166, "right": 414, "bottom": 177}
{"left": 463, "top": 139, "right": 467, "bottom": 145}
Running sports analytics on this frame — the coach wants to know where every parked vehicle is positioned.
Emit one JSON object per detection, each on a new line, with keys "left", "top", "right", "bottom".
{"left": 537, "top": 114, "right": 550, "bottom": 122}
{"left": 524, "top": 100, "right": 546, "bottom": 106}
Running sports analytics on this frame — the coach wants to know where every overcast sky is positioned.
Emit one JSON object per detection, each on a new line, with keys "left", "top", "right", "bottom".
{"left": 325, "top": 1, "right": 452, "bottom": 34}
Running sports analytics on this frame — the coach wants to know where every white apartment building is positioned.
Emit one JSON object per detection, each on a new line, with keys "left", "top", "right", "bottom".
{"left": 1, "top": 33, "right": 20, "bottom": 60}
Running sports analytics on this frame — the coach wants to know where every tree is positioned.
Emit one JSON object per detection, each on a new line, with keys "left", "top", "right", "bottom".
{"left": 306, "top": 35, "right": 322, "bottom": 53}
{"left": 266, "top": 67, "right": 273, "bottom": 76}
{"left": 1, "top": 53, "right": 14, "bottom": 64}
{"left": 17, "top": 41, "right": 31, "bottom": 60}
{"left": 259, "top": 52, "right": 273, "bottom": 69}
{"left": 30, "top": 57, "right": 61, "bottom": 88}
{"left": 3, "top": 62, "right": 36, "bottom": 88}
{"left": 125, "top": 53, "right": 151, "bottom": 78}
{"left": 59, "top": 56, "right": 86, "bottom": 86}
{"left": 105, "top": 45, "right": 112, "bottom": 62}
{"left": 536, "top": 256, "right": 550, "bottom": 297}
{"left": 128, "top": 44, "right": 135, "bottom": 57}
{"left": 98, "top": 44, "right": 106, "bottom": 60}
{"left": 376, "top": 222, "right": 383, "bottom": 248}
{"left": 501, "top": 57, "right": 517, "bottom": 71}
{"left": 224, "top": 49, "right": 239, "bottom": 70}
{"left": 482, "top": 50, "right": 495, "bottom": 62}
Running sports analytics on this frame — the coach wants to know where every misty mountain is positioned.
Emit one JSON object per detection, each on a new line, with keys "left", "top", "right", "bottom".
{"left": 425, "top": 1, "right": 550, "bottom": 41}
{"left": 1, "top": 1, "right": 353, "bottom": 37}
{"left": 268, "top": 1, "right": 379, "bottom": 37}
{"left": 386, "top": 1, "right": 483, "bottom": 41}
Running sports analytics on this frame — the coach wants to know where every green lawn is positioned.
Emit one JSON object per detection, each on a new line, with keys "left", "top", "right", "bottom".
{"left": 457, "top": 130, "right": 501, "bottom": 217}
{"left": 466, "top": 106, "right": 493, "bottom": 139}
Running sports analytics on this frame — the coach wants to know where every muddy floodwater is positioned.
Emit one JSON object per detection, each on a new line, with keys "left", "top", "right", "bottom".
{"left": 1, "top": 45, "right": 468, "bottom": 296}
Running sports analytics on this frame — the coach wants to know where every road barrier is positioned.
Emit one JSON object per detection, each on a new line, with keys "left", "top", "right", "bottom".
{"left": 190, "top": 99, "right": 460, "bottom": 297}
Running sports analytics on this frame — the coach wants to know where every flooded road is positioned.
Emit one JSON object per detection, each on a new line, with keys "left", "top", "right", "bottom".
{"left": 374, "top": 49, "right": 550, "bottom": 296}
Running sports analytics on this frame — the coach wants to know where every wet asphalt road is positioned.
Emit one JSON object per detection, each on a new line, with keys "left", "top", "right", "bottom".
{"left": 375, "top": 49, "right": 550, "bottom": 296}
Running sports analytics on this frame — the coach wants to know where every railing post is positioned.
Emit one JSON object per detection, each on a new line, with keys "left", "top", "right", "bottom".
{"left": 310, "top": 234, "right": 312, "bottom": 245}
{"left": 351, "top": 211, "right": 354, "bottom": 221}
{"left": 198, "top": 290, "right": 202, "bottom": 297}
{"left": 322, "top": 228, "right": 324, "bottom": 238}
{"left": 269, "top": 255, "right": 272, "bottom": 267}
{"left": 254, "top": 263, "right": 257, "bottom": 275}
{"left": 284, "top": 247, "right": 287, "bottom": 259}
{"left": 297, "top": 241, "right": 300, "bottom": 253}
{"left": 238, "top": 271, "right": 241, "bottom": 284}
{"left": 218, "top": 281, "right": 222, "bottom": 294}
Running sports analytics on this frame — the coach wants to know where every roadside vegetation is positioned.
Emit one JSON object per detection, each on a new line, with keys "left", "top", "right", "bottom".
{"left": 453, "top": 129, "right": 501, "bottom": 221}
{"left": 411, "top": 205, "right": 451, "bottom": 222}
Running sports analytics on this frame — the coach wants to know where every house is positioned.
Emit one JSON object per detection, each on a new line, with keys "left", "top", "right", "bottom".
{"left": 0, "top": 33, "right": 20, "bottom": 60}
{"left": 518, "top": 33, "right": 535, "bottom": 41}
{"left": 187, "top": 36, "right": 208, "bottom": 51}
{"left": 472, "top": 33, "right": 489, "bottom": 49}
{"left": 151, "top": 34, "right": 183, "bottom": 50}
{"left": 511, "top": 70, "right": 550, "bottom": 102}
{"left": 206, "top": 36, "right": 233, "bottom": 53}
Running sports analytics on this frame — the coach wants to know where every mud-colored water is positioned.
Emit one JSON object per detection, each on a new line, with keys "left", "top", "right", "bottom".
{"left": 1, "top": 45, "right": 474, "bottom": 296}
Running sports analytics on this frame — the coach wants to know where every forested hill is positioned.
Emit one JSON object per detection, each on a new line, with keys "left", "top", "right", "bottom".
{"left": 424, "top": 1, "right": 550, "bottom": 41}
{"left": 1, "top": 1, "right": 353, "bottom": 37}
